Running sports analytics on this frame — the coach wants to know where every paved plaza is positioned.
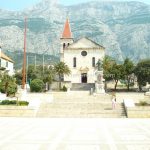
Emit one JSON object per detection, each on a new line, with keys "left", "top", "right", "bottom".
{"left": 0, "top": 118, "right": 150, "bottom": 150}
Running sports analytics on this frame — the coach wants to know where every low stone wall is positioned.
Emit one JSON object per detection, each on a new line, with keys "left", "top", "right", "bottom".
{"left": 126, "top": 106, "right": 150, "bottom": 118}
{"left": 0, "top": 106, "right": 36, "bottom": 117}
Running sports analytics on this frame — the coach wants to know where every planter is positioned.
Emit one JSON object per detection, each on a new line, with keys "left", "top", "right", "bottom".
{"left": 126, "top": 106, "right": 150, "bottom": 118}
{"left": 0, "top": 106, "right": 35, "bottom": 117}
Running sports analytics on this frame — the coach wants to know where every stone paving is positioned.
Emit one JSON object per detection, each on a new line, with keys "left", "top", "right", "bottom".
{"left": 0, "top": 118, "right": 150, "bottom": 150}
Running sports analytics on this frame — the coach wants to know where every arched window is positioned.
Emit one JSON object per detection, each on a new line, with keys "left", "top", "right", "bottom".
{"left": 73, "top": 57, "right": 76, "bottom": 68}
{"left": 63, "top": 43, "right": 66, "bottom": 49}
{"left": 92, "top": 57, "right": 95, "bottom": 67}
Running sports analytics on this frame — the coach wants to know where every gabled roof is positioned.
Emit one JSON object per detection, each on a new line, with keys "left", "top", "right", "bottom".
{"left": 61, "top": 18, "right": 72, "bottom": 39}
{"left": 0, "top": 52, "right": 14, "bottom": 63}
{"left": 67, "top": 37, "right": 105, "bottom": 50}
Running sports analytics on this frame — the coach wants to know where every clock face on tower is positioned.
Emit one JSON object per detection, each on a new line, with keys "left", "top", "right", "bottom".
{"left": 81, "top": 51, "right": 87, "bottom": 56}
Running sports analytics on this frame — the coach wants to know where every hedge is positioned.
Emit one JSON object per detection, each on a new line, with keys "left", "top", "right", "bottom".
{"left": 0, "top": 100, "right": 29, "bottom": 106}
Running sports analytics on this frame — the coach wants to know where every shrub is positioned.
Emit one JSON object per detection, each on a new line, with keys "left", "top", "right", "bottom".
{"left": 139, "top": 101, "right": 147, "bottom": 106}
{"left": 0, "top": 75, "right": 17, "bottom": 96}
{"left": 0, "top": 100, "right": 16, "bottom": 105}
{"left": 62, "top": 85, "right": 67, "bottom": 92}
{"left": 30, "top": 79, "right": 44, "bottom": 92}
{"left": 0, "top": 82, "right": 5, "bottom": 93}
{"left": 18, "top": 101, "right": 29, "bottom": 106}
{"left": 0, "top": 100, "right": 29, "bottom": 106}
{"left": 6, "top": 82, "right": 17, "bottom": 96}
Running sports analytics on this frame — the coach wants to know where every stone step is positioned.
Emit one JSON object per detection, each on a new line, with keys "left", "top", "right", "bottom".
{"left": 37, "top": 110, "right": 126, "bottom": 118}
{"left": 71, "top": 83, "right": 95, "bottom": 91}
{"left": 53, "top": 94, "right": 111, "bottom": 98}
{"left": 36, "top": 114, "right": 126, "bottom": 118}
{"left": 38, "top": 108, "right": 125, "bottom": 112}
{"left": 40, "top": 103, "right": 124, "bottom": 107}
{"left": 37, "top": 108, "right": 125, "bottom": 112}
{"left": 41, "top": 91, "right": 126, "bottom": 118}
{"left": 53, "top": 97, "right": 112, "bottom": 102}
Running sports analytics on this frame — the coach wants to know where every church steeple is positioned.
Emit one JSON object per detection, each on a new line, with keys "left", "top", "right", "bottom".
{"left": 60, "top": 18, "right": 74, "bottom": 62}
{"left": 61, "top": 18, "right": 72, "bottom": 39}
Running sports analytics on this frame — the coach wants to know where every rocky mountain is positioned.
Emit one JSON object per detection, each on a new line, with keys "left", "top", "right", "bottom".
{"left": 0, "top": 0, "right": 150, "bottom": 67}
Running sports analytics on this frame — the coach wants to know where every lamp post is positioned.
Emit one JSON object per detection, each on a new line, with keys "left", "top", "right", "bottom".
{"left": 35, "top": 55, "right": 36, "bottom": 70}
{"left": 42, "top": 48, "right": 49, "bottom": 74}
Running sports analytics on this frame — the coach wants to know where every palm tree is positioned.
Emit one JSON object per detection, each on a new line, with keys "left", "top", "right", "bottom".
{"left": 54, "top": 62, "right": 71, "bottom": 90}
{"left": 42, "top": 66, "right": 55, "bottom": 84}
{"left": 42, "top": 65, "right": 55, "bottom": 90}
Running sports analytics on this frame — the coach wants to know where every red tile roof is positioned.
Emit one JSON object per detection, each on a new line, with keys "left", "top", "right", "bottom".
{"left": 62, "top": 18, "right": 72, "bottom": 39}
{"left": 0, "top": 52, "right": 14, "bottom": 63}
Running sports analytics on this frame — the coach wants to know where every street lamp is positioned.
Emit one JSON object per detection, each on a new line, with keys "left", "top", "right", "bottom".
{"left": 42, "top": 48, "right": 50, "bottom": 74}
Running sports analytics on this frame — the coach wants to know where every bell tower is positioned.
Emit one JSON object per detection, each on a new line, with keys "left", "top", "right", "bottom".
{"left": 60, "top": 18, "right": 73, "bottom": 62}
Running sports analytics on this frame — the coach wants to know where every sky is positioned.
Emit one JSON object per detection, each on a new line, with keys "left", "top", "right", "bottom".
{"left": 0, "top": 0, "right": 149, "bottom": 10}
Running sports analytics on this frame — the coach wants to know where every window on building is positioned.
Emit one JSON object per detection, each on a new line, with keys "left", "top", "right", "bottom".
{"left": 81, "top": 51, "right": 87, "bottom": 56}
{"left": 63, "top": 43, "right": 66, "bottom": 49}
{"left": 92, "top": 57, "right": 95, "bottom": 67}
{"left": 6, "top": 61, "right": 8, "bottom": 68}
{"left": 73, "top": 57, "right": 76, "bottom": 68}
{"left": 0, "top": 59, "right": 1, "bottom": 67}
{"left": 68, "top": 43, "right": 70, "bottom": 46}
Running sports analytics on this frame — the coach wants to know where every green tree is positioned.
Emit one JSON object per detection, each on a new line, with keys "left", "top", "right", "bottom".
{"left": 54, "top": 62, "right": 71, "bottom": 90}
{"left": 14, "top": 65, "right": 55, "bottom": 91}
{"left": 6, "top": 83, "right": 17, "bottom": 96}
{"left": 123, "top": 58, "right": 135, "bottom": 91}
{"left": 0, "top": 73, "right": 17, "bottom": 96}
{"left": 14, "top": 71, "right": 22, "bottom": 85}
{"left": 102, "top": 56, "right": 115, "bottom": 90}
{"left": 27, "top": 65, "right": 55, "bottom": 84}
{"left": 27, "top": 65, "right": 38, "bottom": 81}
{"left": 134, "top": 59, "right": 150, "bottom": 91}
{"left": 103, "top": 56, "right": 116, "bottom": 80}
{"left": 110, "top": 63, "right": 124, "bottom": 90}
{"left": 14, "top": 66, "right": 37, "bottom": 85}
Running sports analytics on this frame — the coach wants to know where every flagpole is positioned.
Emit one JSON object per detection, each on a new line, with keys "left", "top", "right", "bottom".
{"left": 22, "top": 17, "right": 27, "bottom": 89}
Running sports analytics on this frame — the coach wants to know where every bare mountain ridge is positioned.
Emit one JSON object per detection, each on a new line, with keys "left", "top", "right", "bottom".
{"left": 0, "top": 0, "right": 150, "bottom": 64}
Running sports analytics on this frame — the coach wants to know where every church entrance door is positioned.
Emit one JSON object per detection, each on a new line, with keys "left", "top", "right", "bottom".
{"left": 81, "top": 73, "right": 87, "bottom": 83}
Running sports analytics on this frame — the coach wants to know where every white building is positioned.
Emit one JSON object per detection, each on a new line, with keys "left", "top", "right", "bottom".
{"left": 60, "top": 19, "right": 105, "bottom": 89}
{"left": 0, "top": 46, "right": 14, "bottom": 75}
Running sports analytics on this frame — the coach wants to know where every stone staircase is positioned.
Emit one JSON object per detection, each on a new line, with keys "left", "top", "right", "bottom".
{"left": 36, "top": 92, "right": 126, "bottom": 118}
{"left": 71, "top": 83, "right": 95, "bottom": 91}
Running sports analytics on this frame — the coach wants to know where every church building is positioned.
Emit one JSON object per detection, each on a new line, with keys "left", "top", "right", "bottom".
{"left": 60, "top": 19, "right": 105, "bottom": 89}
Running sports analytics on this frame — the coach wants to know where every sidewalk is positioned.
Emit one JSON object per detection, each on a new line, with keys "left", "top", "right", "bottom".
{"left": 0, "top": 118, "right": 150, "bottom": 150}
